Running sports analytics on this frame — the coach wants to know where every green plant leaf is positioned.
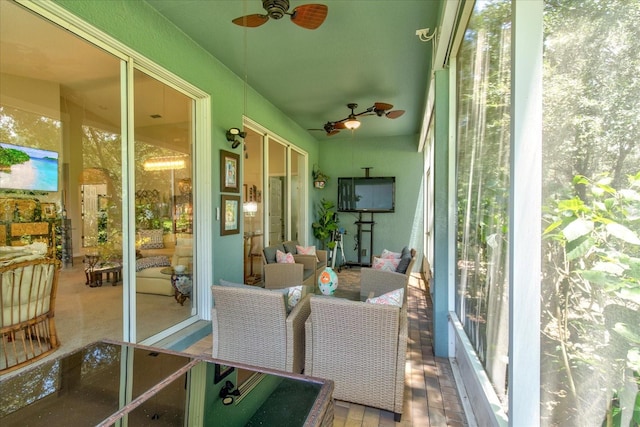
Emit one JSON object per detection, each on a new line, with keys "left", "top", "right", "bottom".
{"left": 616, "top": 287, "right": 640, "bottom": 305}
{"left": 563, "top": 218, "right": 594, "bottom": 242}
{"left": 613, "top": 323, "right": 640, "bottom": 345}
{"left": 606, "top": 223, "right": 640, "bottom": 245}
{"left": 566, "top": 235, "right": 593, "bottom": 260}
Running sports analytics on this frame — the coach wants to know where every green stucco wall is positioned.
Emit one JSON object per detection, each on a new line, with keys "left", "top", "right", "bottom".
{"left": 315, "top": 134, "right": 423, "bottom": 267}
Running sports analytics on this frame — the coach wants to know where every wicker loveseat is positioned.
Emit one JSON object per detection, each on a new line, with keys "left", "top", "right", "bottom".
{"left": 261, "top": 241, "right": 327, "bottom": 289}
{"left": 304, "top": 292, "right": 408, "bottom": 421}
{"left": 211, "top": 282, "right": 311, "bottom": 373}
{"left": 359, "top": 247, "right": 416, "bottom": 302}
{"left": 1, "top": 257, "right": 61, "bottom": 373}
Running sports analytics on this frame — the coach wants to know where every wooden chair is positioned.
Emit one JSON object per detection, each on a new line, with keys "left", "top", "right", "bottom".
{"left": 0, "top": 258, "right": 61, "bottom": 373}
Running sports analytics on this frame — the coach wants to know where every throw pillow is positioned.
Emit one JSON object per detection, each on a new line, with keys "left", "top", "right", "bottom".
{"left": 372, "top": 256, "right": 400, "bottom": 272}
{"left": 284, "top": 285, "right": 304, "bottom": 313}
{"left": 366, "top": 287, "right": 404, "bottom": 307}
{"left": 135, "top": 256, "right": 171, "bottom": 272}
{"left": 276, "top": 249, "right": 295, "bottom": 264}
{"left": 396, "top": 248, "right": 412, "bottom": 274}
{"left": 283, "top": 241, "right": 299, "bottom": 254}
{"left": 263, "top": 244, "right": 286, "bottom": 264}
{"left": 176, "top": 237, "right": 193, "bottom": 247}
{"left": 381, "top": 249, "right": 401, "bottom": 259}
{"left": 296, "top": 245, "right": 320, "bottom": 262}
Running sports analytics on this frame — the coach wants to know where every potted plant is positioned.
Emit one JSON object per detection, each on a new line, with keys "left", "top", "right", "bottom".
{"left": 312, "top": 199, "right": 339, "bottom": 250}
{"left": 312, "top": 165, "right": 329, "bottom": 189}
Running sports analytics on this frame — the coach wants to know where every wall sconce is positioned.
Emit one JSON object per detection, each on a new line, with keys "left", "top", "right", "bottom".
{"left": 226, "top": 128, "right": 246, "bottom": 149}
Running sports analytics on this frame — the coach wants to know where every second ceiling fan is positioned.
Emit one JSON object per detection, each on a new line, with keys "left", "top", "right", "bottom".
{"left": 311, "top": 102, "right": 405, "bottom": 136}
{"left": 232, "top": 1, "right": 328, "bottom": 30}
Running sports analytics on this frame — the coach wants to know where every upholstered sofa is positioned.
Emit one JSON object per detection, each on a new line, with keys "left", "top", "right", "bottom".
{"left": 304, "top": 289, "right": 408, "bottom": 420}
{"left": 136, "top": 237, "right": 193, "bottom": 296}
{"left": 211, "top": 281, "right": 311, "bottom": 373}
{"left": 261, "top": 241, "right": 327, "bottom": 289}
{"left": 359, "top": 247, "right": 416, "bottom": 302}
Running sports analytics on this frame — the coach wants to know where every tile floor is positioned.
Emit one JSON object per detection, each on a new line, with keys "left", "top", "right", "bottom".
{"left": 185, "top": 274, "right": 472, "bottom": 427}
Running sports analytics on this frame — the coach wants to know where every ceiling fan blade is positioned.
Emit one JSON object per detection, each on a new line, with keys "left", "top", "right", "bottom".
{"left": 374, "top": 102, "right": 394, "bottom": 111}
{"left": 333, "top": 122, "right": 347, "bottom": 129}
{"left": 291, "top": 4, "right": 328, "bottom": 29}
{"left": 327, "top": 130, "right": 340, "bottom": 136}
{"left": 232, "top": 14, "right": 269, "bottom": 27}
{"left": 386, "top": 109, "right": 405, "bottom": 119}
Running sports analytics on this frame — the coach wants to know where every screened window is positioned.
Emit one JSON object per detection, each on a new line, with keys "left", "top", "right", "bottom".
{"left": 455, "top": 0, "right": 512, "bottom": 409}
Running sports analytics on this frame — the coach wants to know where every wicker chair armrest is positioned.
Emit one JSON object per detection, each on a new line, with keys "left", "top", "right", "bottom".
{"left": 316, "top": 250, "right": 328, "bottom": 264}
{"left": 305, "top": 316, "right": 314, "bottom": 374}
{"left": 394, "top": 305, "right": 409, "bottom": 414}
{"left": 263, "top": 262, "right": 304, "bottom": 289}
{"left": 285, "top": 293, "right": 312, "bottom": 373}
{"left": 292, "top": 254, "right": 316, "bottom": 270}
{"left": 360, "top": 267, "right": 409, "bottom": 301}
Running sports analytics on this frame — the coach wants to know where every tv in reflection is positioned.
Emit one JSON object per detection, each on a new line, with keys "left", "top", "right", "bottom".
{"left": 0, "top": 142, "right": 59, "bottom": 192}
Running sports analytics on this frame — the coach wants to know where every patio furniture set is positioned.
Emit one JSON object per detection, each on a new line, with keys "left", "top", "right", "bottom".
{"left": 212, "top": 246, "right": 416, "bottom": 421}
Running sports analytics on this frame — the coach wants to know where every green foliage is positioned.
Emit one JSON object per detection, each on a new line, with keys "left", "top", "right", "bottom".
{"left": 0, "top": 146, "right": 30, "bottom": 168}
{"left": 542, "top": 172, "right": 640, "bottom": 425}
{"left": 312, "top": 199, "right": 338, "bottom": 250}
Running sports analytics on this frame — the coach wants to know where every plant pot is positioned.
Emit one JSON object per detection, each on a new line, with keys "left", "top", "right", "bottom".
{"left": 314, "top": 180, "right": 326, "bottom": 189}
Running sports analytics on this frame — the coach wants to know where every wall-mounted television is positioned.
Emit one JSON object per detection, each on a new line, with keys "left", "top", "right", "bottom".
{"left": 337, "top": 176, "right": 395, "bottom": 213}
{"left": 0, "top": 142, "right": 59, "bottom": 192}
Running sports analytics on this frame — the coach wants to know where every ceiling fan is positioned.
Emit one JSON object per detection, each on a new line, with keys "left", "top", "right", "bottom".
{"left": 232, "top": 1, "right": 328, "bottom": 30}
{"left": 310, "top": 102, "right": 405, "bottom": 136}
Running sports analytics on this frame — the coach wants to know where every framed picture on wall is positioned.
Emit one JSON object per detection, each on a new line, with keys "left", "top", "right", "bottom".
{"left": 220, "top": 150, "right": 240, "bottom": 193}
{"left": 214, "top": 363, "right": 235, "bottom": 384}
{"left": 221, "top": 195, "right": 240, "bottom": 236}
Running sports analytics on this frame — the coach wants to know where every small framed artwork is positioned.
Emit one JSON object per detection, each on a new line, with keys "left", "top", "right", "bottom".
{"left": 214, "top": 363, "right": 235, "bottom": 384}
{"left": 221, "top": 195, "right": 240, "bottom": 236}
{"left": 220, "top": 150, "right": 240, "bottom": 193}
{"left": 41, "top": 203, "right": 57, "bottom": 219}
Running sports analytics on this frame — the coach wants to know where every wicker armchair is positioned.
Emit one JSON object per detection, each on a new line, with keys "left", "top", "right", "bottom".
{"left": 211, "top": 284, "right": 311, "bottom": 373}
{"left": 261, "top": 243, "right": 316, "bottom": 289}
{"left": 304, "top": 295, "right": 408, "bottom": 421}
{"left": 359, "top": 248, "right": 416, "bottom": 301}
{"left": 0, "top": 258, "right": 61, "bottom": 373}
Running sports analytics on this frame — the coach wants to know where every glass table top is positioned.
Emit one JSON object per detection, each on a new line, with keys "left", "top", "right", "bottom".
{"left": 0, "top": 340, "right": 332, "bottom": 427}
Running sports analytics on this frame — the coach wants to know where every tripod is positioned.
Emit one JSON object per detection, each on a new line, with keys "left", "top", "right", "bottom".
{"left": 330, "top": 230, "right": 346, "bottom": 272}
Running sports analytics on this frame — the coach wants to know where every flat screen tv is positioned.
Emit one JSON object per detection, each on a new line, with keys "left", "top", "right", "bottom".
{"left": 0, "top": 142, "right": 59, "bottom": 192}
{"left": 337, "top": 176, "right": 395, "bottom": 213}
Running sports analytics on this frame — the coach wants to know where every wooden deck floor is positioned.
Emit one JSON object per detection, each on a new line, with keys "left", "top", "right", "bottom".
{"left": 185, "top": 274, "right": 471, "bottom": 427}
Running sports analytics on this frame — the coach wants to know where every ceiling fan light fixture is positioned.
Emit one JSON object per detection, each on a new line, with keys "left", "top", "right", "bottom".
{"left": 344, "top": 117, "right": 360, "bottom": 130}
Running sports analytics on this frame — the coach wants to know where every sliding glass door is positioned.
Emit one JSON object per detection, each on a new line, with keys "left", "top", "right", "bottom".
{"left": 133, "top": 69, "right": 195, "bottom": 341}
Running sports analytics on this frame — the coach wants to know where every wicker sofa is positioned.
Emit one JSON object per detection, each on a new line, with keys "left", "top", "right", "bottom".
{"left": 211, "top": 283, "right": 311, "bottom": 373}
{"left": 1, "top": 257, "right": 61, "bottom": 373}
{"left": 261, "top": 241, "right": 328, "bottom": 289}
{"left": 359, "top": 247, "right": 416, "bottom": 302}
{"left": 304, "top": 292, "right": 408, "bottom": 421}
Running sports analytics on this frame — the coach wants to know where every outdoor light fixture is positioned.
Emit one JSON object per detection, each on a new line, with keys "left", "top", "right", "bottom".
{"left": 343, "top": 116, "right": 361, "bottom": 130}
{"left": 226, "top": 127, "right": 247, "bottom": 149}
